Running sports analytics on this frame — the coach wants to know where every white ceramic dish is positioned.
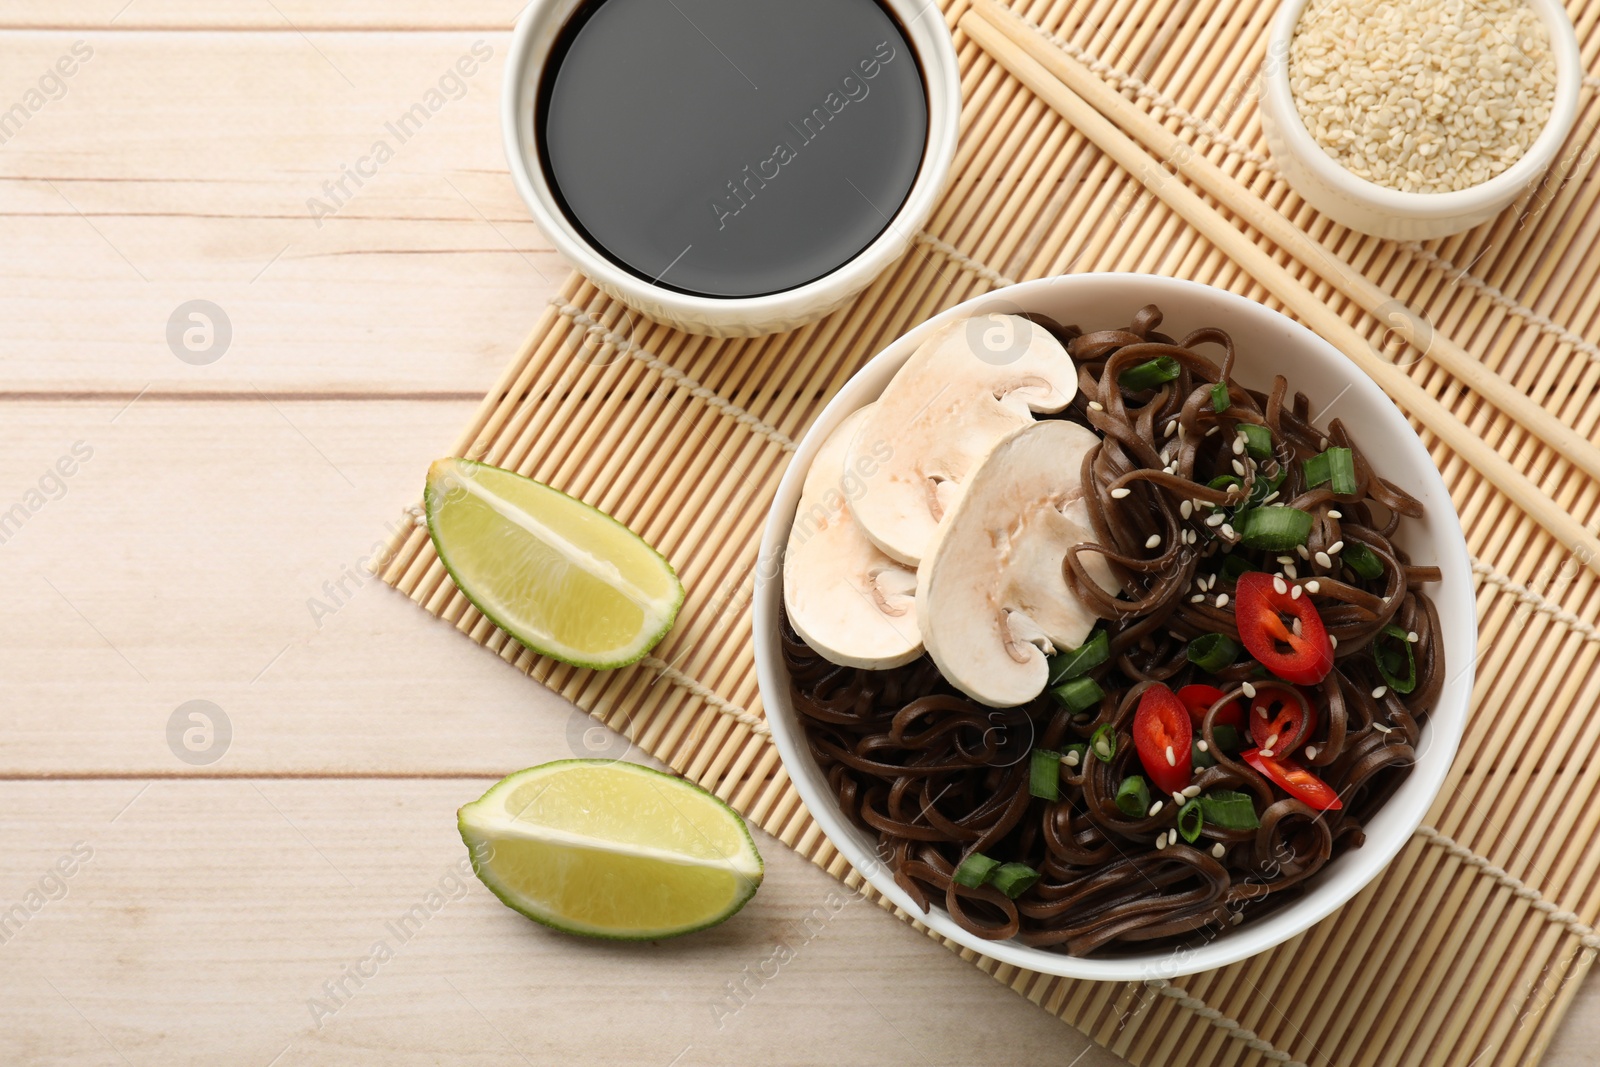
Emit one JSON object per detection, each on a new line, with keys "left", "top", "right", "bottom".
{"left": 753, "top": 273, "right": 1476, "bottom": 981}
{"left": 1259, "top": 0, "right": 1581, "bottom": 241}
{"left": 502, "top": 0, "right": 961, "bottom": 338}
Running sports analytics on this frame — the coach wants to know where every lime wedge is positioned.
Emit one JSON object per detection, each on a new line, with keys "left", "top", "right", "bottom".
{"left": 425, "top": 459, "right": 684, "bottom": 670}
{"left": 459, "top": 760, "right": 763, "bottom": 940}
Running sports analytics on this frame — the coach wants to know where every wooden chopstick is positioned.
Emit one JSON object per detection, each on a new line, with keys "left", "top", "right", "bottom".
{"left": 961, "top": 4, "right": 1600, "bottom": 576}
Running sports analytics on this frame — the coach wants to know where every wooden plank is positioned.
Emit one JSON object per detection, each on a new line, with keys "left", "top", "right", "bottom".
{"left": 0, "top": 1, "right": 527, "bottom": 30}
{"left": 0, "top": 777, "right": 1126, "bottom": 1066}
{"left": 0, "top": 399, "right": 598, "bottom": 777}
{"left": 0, "top": 31, "right": 565, "bottom": 394}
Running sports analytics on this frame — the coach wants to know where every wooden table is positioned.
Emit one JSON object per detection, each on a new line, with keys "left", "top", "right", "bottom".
{"left": 1, "top": 4, "right": 1594, "bottom": 1063}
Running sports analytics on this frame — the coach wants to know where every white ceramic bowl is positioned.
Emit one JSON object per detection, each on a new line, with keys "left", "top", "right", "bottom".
{"left": 753, "top": 273, "right": 1476, "bottom": 981}
{"left": 502, "top": 0, "right": 961, "bottom": 338}
{"left": 1259, "top": 0, "right": 1581, "bottom": 241}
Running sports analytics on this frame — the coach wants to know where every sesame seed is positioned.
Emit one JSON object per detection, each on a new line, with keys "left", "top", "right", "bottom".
{"left": 1382, "top": 595, "right": 1392, "bottom": 603}
{"left": 1231, "top": 911, "right": 1244, "bottom": 925}
{"left": 1276, "top": 556, "right": 1294, "bottom": 565}
{"left": 1292, "top": 617, "right": 1303, "bottom": 636}
{"left": 1206, "top": 512, "right": 1225, "bottom": 527}
{"left": 1233, "top": 436, "right": 1247, "bottom": 455}
{"left": 1315, "top": 551, "right": 1333, "bottom": 569}
{"left": 1373, "top": 723, "right": 1394, "bottom": 735}
{"left": 1146, "top": 533, "right": 1162, "bottom": 549}
{"left": 1291, "top": 585, "right": 1303, "bottom": 600}
{"left": 1260, "top": 748, "right": 1275, "bottom": 757}
{"left": 1183, "top": 785, "right": 1201, "bottom": 798}
{"left": 1264, "top": 491, "right": 1280, "bottom": 504}
{"left": 1372, "top": 685, "right": 1388, "bottom": 699}
{"left": 1285, "top": 563, "right": 1298, "bottom": 579}
{"left": 1329, "top": 634, "right": 1338, "bottom": 648}
{"left": 1166, "top": 745, "right": 1176, "bottom": 767}
{"left": 1242, "top": 682, "right": 1257, "bottom": 698}
{"left": 1406, "top": 631, "right": 1419, "bottom": 643}
{"left": 1183, "top": 529, "right": 1196, "bottom": 545}
{"left": 1216, "top": 593, "right": 1230, "bottom": 608}
{"left": 1088, "top": 401, "right": 1104, "bottom": 411}
{"left": 1172, "top": 791, "right": 1186, "bottom": 805}
{"left": 1305, "top": 580, "right": 1320, "bottom": 593}
{"left": 1296, "top": 545, "right": 1311, "bottom": 560}
{"left": 1231, "top": 459, "right": 1246, "bottom": 476}
{"left": 1197, "top": 740, "right": 1210, "bottom": 753}
{"left": 1190, "top": 594, "right": 1205, "bottom": 603}
{"left": 1206, "top": 426, "right": 1220, "bottom": 437}
{"left": 1273, "top": 576, "right": 1288, "bottom": 595}
{"left": 1180, "top": 500, "right": 1193, "bottom": 519}
{"left": 1165, "top": 421, "right": 1178, "bottom": 438}
{"left": 1150, "top": 800, "right": 1164, "bottom": 816}
{"left": 1264, "top": 732, "right": 1280, "bottom": 749}
{"left": 1328, "top": 510, "right": 1342, "bottom": 519}
{"left": 1305, "top": 746, "right": 1319, "bottom": 760}
{"left": 1156, "top": 833, "right": 1169, "bottom": 850}
{"left": 1328, "top": 540, "right": 1345, "bottom": 555}
{"left": 1319, "top": 437, "right": 1329, "bottom": 450}
{"left": 1111, "top": 487, "right": 1132, "bottom": 499}
{"left": 1061, "top": 751, "right": 1080, "bottom": 767}
{"left": 1212, "top": 842, "right": 1227, "bottom": 859}
{"left": 1221, "top": 524, "right": 1235, "bottom": 539}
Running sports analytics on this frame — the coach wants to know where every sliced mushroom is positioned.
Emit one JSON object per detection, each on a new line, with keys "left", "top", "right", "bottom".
{"left": 916, "top": 419, "right": 1118, "bottom": 707}
{"left": 845, "top": 314, "right": 1077, "bottom": 566}
{"left": 784, "top": 406, "right": 922, "bottom": 669}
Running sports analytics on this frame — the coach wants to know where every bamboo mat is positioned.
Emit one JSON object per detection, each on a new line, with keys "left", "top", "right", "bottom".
{"left": 380, "top": 0, "right": 1600, "bottom": 1062}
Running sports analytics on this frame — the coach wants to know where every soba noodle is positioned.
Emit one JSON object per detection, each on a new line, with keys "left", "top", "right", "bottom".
{"left": 784, "top": 305, "right": 1445, "bottom": 956}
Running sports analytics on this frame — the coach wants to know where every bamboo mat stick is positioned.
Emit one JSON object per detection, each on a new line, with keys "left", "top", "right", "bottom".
{"left": 970, "top": 0, "right": 1600, "bottom": 487}
{"left": 961, "top": 8, "right": 1600, "bottom": 577}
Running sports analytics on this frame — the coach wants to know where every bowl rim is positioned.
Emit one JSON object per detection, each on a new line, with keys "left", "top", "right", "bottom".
{"left": 1263, "top": 0, "right": 1582, "bottom": 217}
{"left": 752, "top": 273, "right": 1476, "bottom": 981}
{"left": 500, "top": 0, "right": 963, "bottom": 328}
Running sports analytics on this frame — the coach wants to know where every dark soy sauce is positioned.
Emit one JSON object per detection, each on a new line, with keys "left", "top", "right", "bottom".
{"left": 538, "top": 0, "right": 929, "bottom": 299}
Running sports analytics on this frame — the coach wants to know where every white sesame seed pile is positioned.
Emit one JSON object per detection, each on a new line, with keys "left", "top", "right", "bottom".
{"left": 1288, "top": 0, "right": 1556, "bottom": 193}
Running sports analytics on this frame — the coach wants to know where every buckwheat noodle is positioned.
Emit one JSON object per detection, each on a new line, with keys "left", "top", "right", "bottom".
{"left": 784, "top": 305, "right": 1445, "bottom": 956}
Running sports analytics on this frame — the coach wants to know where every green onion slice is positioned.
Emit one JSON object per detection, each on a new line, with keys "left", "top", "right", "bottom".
{"left": 1118, "top": 356, "right": 1182, "bottom": 392}
{"left": 1090, "top": 723, "right": 1117, "bottom": 763}
{"left": 1208, "top": 474, "right": 1242, "bottom": 493}
{"left": 1198, "top": 789, "right": 1261, "bottom": 830}
{"left": 953, "top": 852, "right": 1000, "bottom": 888}
{"left": 1046, "top": 629, "right": 1109, "bottom": 685}
{"left": 1178, "top": 799, "right": 1205, "bottom": 843}
{"left": 1342, "top": 542, "right": 1385, "bottom": 580}
{"left": 1304, "top": 447, "right": 1357, "bottom": 495}
{"left": 1187, "top": 632, "right": 1240, "bottom": 672}
{"left": 1221, "top": 555, "right": 1253, "bottom": 582}
{"left": 1209, "top": 724, "right": 1243, "bottom": 752}
{"left": 1052, "top": 675, "right": 1105, "bottom": 712}
{"left": 1029, "top": 748, "right": 1063, "bottom": 801}
{"left": 1240, "top": 423, "right": 1273, "bottom": 460}
{"left": 991, "top": 862, "right": 1041, "bottom": 898}
{"left": 1114, "top": 775, "right": 1151, "bottom": 817}
{"left": 1238, "top": 506, "right": 1314, "bottom": 550}
{"left": 1211, "top": 382, "right": 1230, "bottom": 413}
{"left": 1374, "top": 624, "right": 1418, "bottom": 695}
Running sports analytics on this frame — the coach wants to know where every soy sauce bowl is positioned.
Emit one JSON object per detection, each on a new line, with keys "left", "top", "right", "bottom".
{"left": 503, "top": 0, "right": 961, "bottom": 337}
{"left": 752, "top": 274, "right": 1475, "bottom": 981}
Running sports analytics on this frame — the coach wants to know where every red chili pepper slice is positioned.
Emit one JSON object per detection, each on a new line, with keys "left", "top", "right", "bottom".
{"left": 1133, "top": 684, "right": 1193, "bottom": 796}
{"left": 1247, "top": 685, "right": 1319, "bottom": 754}
{"left": 1241, "top": 747, "right": 1343, "bottom": 810}
{"left": 1234, "top": 573, "right": 1334, "bottom": 685}
{"left": 1176, "top": 684, "right": 1245, "bottom": 730}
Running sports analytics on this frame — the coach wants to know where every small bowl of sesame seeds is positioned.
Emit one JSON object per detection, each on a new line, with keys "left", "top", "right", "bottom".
{"left": 1260, "top": 0, "right": 1581, "bottom": 240}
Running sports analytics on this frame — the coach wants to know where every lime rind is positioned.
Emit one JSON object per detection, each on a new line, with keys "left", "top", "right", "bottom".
{"left": 459, "top": 760, "right": 764, "bottom": 941}
{"left": 424, "top": 459, "right": 686, "bottom": 671}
